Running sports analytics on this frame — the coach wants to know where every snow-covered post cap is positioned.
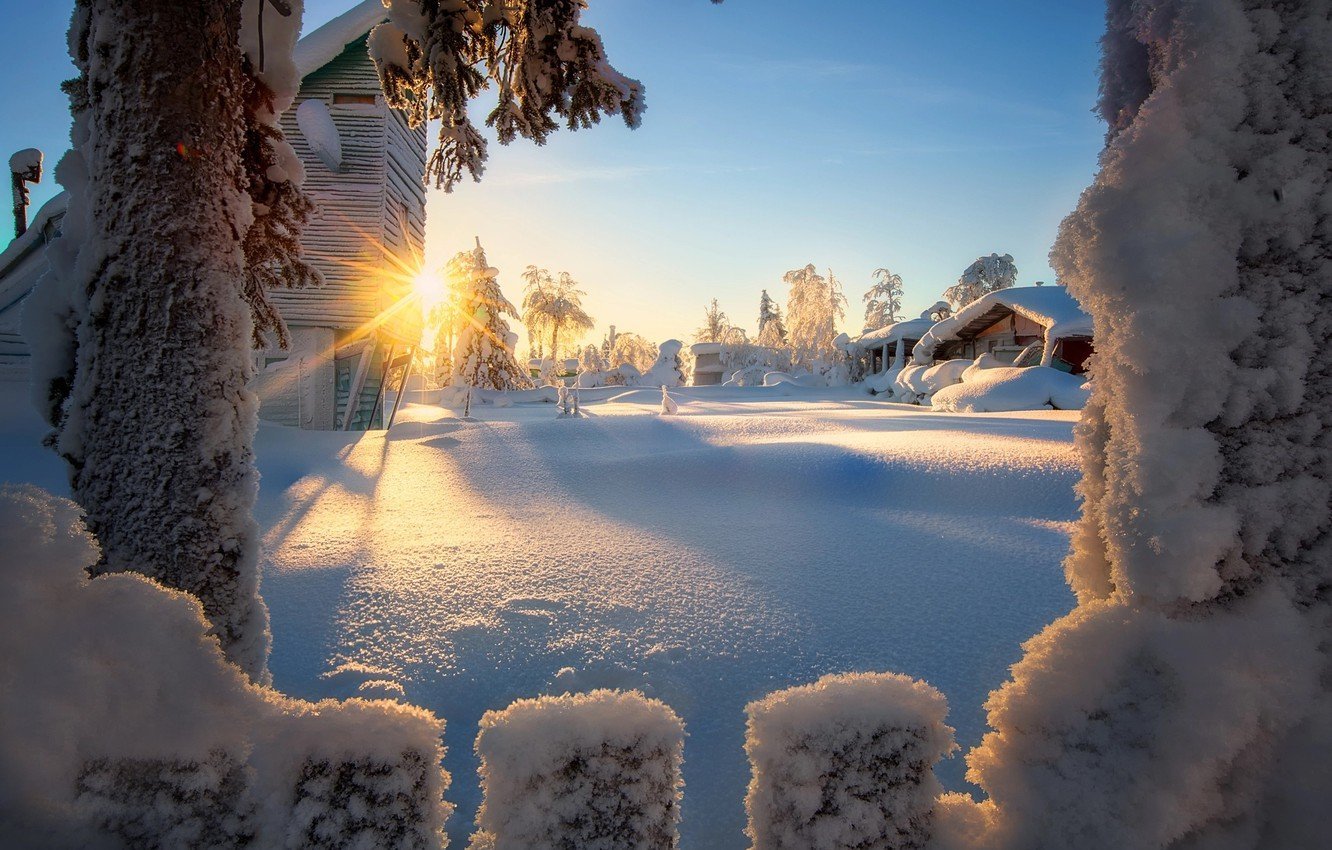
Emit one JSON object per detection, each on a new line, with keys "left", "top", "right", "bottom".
{"left": 9, "top": 148, "right": 42, "bottom": 179}
{"left": 745, "top": 672, "right": 957, "bottom": 850}
{"left": 472, "top": 689, "right": 685, "bottom": 850}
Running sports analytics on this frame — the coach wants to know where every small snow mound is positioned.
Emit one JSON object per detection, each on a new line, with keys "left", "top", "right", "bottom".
{"left": 931, "top": 366, "right": 1090, "bottom": 413}
{"left": 660, "top": 386, "right": 679, "bottom": 415}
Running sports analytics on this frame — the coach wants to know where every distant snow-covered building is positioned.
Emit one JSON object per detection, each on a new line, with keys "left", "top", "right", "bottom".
{"left": 913, "top": 285, "right": 1094, "bottom": 374}
{"left": 0, "top": 0, "right": 426, "bottom": 430}
{"left": 690, "top": 342, "right": 726, "bottom": 386}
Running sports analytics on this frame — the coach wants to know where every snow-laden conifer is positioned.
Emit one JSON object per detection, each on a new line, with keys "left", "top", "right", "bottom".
{"left": 756, "top": 289, "right": 788, "bottom": 348}
{"left": 446, "top": 243, "right": 533, "bottom": 392}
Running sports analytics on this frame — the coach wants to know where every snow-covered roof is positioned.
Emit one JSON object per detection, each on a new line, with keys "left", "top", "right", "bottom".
{"left": 292, "top": 0, "right": 388, "bottom": 79}
{"left": 914, "top": 286, "right": 1093, "bottom": 363}
{"left": 853, "top": 316, "right": 936, "bottom": 348}
{"left": 0, "top": 191, "right": 67, "bottom": 296}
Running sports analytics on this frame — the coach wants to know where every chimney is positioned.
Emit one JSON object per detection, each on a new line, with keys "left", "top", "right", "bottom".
{"left": 9, "top": 148, "right": 43, "bottom": 238}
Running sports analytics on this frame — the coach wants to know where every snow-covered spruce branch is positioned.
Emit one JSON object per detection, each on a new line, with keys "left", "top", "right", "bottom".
{"left": 470, "top": 689, "right": 685, "bottom": 850}
{"left": 744, "top": 673, "right": 957, "bottom": 850}
{"left": 370, "top": 0, "right": 647, "bottom": 190}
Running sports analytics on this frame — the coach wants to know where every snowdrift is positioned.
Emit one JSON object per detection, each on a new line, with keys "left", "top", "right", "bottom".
{"left": 931, "top": 366, "right": 1090, "bottom": 413}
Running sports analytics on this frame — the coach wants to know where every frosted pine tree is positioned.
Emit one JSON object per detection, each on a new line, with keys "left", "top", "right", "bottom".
{"left": 960, "top": 2, "right": 1332, "bottom": 847}
{"left": 783, "top": 264, "right": 846, "bottom": 373}
{"left": 756, "top": 289, "right": 788, "bottom": 347}
{"left": 448, "top": 243, "right": 533, "bottom": 392}
{"left": 26, "top": 0, "right": 657, "bottom": 681}
{"left": 863, "top": 267, "right": 904, "bottom": 331}
{"left": 942, "top": 252, "right": 1017, "bottom": 311}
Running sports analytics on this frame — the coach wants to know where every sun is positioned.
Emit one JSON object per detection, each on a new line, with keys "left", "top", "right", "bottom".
{"left": 413, "top": 268, "right": 448, "bottom": 310}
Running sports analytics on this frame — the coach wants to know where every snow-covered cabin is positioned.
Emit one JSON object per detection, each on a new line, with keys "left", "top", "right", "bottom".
{"left": 252, "top": 0, "right": 426, "bottom": 430}
{"left": 0, "top": 0, "right": 426, "bottom": 430}
{"left": 913, "top": 285, "right": 1094, "bottom": 374}
{"left": 851, "top": 314, "right": 936, "bottom": 378}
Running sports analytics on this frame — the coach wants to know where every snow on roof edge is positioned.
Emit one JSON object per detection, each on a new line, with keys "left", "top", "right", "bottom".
{"left": 292, "top": 0, "right": 388, "bottom": 80}
{"left": 853, "top": 316, "right": 936, "bottom": 348}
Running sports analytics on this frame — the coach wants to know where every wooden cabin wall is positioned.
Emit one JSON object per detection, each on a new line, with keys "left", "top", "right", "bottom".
{"left": 274, "top": 37, "right": 391, "bottom": 335}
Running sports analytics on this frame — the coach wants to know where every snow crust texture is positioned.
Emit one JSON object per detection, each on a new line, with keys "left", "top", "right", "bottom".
{"left": 0, "top": 485, "right": 452, "bottom": 848}
{"left": 744, "top": 673, "right": 956, "bottom": 850}
{"left": 471, "top": 689, "right": 684, "bottom": 850}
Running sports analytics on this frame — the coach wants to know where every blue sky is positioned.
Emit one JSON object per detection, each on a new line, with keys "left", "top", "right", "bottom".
{"left": 1, "top": 0, "right": 1106, "bottom": 344}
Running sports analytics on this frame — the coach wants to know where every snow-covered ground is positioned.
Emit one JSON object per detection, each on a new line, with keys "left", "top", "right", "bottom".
{"left": 0, "top": 378, "right": 1079, "bottom": 848}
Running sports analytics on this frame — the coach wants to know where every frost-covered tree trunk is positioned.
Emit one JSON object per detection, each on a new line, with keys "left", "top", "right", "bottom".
{"left": 61, "top": 0, "right": 269, "bottom": 680}
{"left": 963, "top": 2, "right": 1331, "bottom": 846}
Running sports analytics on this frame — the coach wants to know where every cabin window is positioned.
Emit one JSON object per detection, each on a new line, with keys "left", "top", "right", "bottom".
{"left": 333, "top": 93, "right": 377, "bottom": 106}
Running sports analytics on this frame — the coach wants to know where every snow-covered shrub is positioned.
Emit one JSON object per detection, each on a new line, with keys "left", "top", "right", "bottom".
{"left": 744, "top": 672, "right": 956, "bottom": 850}
{"left": 723, "top": 364, "right": 769, "bottom": 387}
{"left": 892, "top": 364, "right": 928, "bottom": 403}
{"left": 0, "top": 485, "right": 451, "bottom": 847}
{"left": 931, "top": 367, "right": 1090, "bottom": 413}
{"left": 471, "top": 689, "right": 684, "bottom": 850}
{"left": 893, "top": 359, "right": 969, "bottom": 404}
{"left": 641, "top": 339, "right": 686, "bottom": 387}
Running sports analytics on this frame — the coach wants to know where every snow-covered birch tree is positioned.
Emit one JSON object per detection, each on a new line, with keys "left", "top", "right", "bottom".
{"left": 783, "top": 264, "right": 846, "bottom": 373}
{"left": 863, "top": 267, "right": 904, "bottom": 330}
{"left": 521, "top": 267, "right": 595, "bottom": 361}
{"left": 958, "top": 2, "right": 1332, "bottom": 846}
{"left": 942, "top": 253, "right": 1017, "bottom": 311}
{"left": 28, "top": 0, "right": 659, "bottom": 680}
{"left": 695, "top": 299, "right": 732, "bottom": 343}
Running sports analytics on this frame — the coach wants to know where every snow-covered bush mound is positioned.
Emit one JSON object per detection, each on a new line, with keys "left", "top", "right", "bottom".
{"left": 762, "top": 371, "right": 824, "bottom": 388}
{"left": 863, "top": 366, "right": 902, "bottom": 396}
{"left": 722, "top": 364, "right": 769, "bottom": 387}
{"left": 894, "top": 359, "right": 970, "bottom": 403}
{"left": 931, "top": 366, "right": 1090, "bottom": 413}
{"left": 641, "top": 339, "right": 685, "bottom": 387}
{"left": 744, "top": 672, "right": 957, "bottom": 850}
{"left": 471, "top": 689, "right": 684, "bottom": 850}
{"left": 0, "top": 485, "right": 451, "bottom": 847}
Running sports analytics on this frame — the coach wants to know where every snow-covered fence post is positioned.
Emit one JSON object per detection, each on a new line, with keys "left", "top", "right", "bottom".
{"left": 470, "top": 689, "right": 685, "bottom": 850}
{"left": 273, "top": 701, "right": 450, "bottom": 850}
{"left": 744, "top": 673, "right": 956, "bottom": 850}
